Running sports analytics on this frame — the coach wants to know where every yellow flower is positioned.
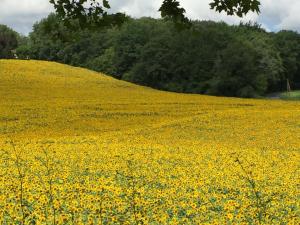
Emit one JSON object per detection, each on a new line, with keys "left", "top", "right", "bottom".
{"left": 0, "top": 59, "right": 299, "bottom": 224}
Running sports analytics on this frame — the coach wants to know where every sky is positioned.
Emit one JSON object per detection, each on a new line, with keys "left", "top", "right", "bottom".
{"left": 0, "top": 0, "right": 299, "bottom": 35}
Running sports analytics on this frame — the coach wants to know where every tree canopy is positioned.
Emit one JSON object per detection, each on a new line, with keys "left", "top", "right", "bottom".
{"left": 15, "top": 14, "right": 300, "bottom": 98}
{"left": 49, "top": 0, "right": 261, "bottom": 28}
{"left": 0, "top": 24, "right": 19, "bottom": 58}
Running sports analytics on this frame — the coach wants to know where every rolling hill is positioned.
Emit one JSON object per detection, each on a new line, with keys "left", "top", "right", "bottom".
{"left": 0, "top": 60, "right": 299, "bottom": 224}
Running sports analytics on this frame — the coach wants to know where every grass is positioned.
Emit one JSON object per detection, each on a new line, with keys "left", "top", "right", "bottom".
{"left": 280, "top": 90, "right": 300, "bottom": 100}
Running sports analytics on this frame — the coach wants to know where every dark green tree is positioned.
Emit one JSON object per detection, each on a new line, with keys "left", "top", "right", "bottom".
{"left": 0, "top": 25, "right": 18, "bottom": 58}
{"left": 19, "top": 15, "right": 295, "bottom": 98}
{"left": 207, "top": 38, "right": 280, "bottom": 97}
{"left": 113, "top": 18, "right": 164, "bottom": 79}
{"left": 273, "top": 31, "right": 300, "bottom": 88}
{"left": 87, "top": 46, "right": 117, "bottom": 75}
{"left": 124, "top": 21, "right": 233, "bottom": 93}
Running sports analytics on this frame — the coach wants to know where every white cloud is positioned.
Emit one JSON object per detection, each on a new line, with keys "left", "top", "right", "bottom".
{"left": 109, "top": 0, "right": 161, "bottom": 18}
{"left": 0, "top": 0, "right": 53, "bottom": 34}
{"left": 258, "top": 0, "right": 300, "bottom": 32}
{"left": 0, "top": 0, "right": 299, "bottom": 34}
{"left": 109, "top": 0, "right": 258, "bottom": 24}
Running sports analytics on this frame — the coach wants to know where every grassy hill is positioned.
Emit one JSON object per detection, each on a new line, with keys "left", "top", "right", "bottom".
{"left": 0, "top": 60, "right": 299, "bottom": 224}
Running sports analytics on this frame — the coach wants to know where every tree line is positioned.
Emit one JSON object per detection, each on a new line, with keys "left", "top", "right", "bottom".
{"left": 1, "top": 14, "right": 300, "bottom": 97}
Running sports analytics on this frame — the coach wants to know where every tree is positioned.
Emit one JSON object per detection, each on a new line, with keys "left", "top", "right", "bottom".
{"left": 87, "top": 47, "right": 117, "bottom": 75}
{"left": 49, "top": 0, "right": 128, "bottom": 29}
{"left": 273, "top": 31, "right": 300, "bottom": 88}
{"left": 0, "top": 25, "right": 18, "bottom": 59}
{"left": 113, "top": 18, "right": 163, "bottom": 79}
{"left": 20, "top": 16, "right": 292, "bottom": 98}
{"left": 123, "top": 20, "right": 233, "bottom": 93}
{"left": 49, "top": 0, "right": 260, "bottom": 29}
{"left": 17, "top": 13, "right": 115, "bottom": 65}
{"left": 207, "top": 39, "right": 266, "bottom": 97}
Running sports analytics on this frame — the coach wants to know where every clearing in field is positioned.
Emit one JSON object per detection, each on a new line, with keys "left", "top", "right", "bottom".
{"left": 0, "top": 60, "right": 299, "bottom": 224}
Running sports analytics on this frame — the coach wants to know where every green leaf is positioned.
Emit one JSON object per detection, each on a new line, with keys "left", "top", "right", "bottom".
{"left": 103, "top": 0, "right": 110, "bottom": 9}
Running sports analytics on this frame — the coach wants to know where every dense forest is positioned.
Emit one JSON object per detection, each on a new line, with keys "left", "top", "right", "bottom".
{"left": 1, "top": 14, "right": 300, "bottom": 97}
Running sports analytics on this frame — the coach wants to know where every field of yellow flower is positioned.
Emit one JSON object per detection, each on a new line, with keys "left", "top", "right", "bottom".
{"left": 0, "top": 60, "right": 299, "bottom": 224}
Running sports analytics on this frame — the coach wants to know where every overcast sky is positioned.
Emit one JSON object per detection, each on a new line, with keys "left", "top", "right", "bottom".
{"left": 0, "top": 0, "right": 299, "bottom": 35}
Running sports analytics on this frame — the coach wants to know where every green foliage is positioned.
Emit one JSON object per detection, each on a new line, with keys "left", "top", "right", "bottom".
{"left": 0, "top": 25, "right": 18, "bottom": 59}
{"left": 210, "top": 0, "right": 260, "bottom": 17}
{"left": 113, "top": 18, "right": 167, "bottom": 79}
{"left": 49, "top": 0, "right": 128, "bottom": 29}
{"left": 280, "top": 91, "right": 300, "bottom": 100}
{"left": 232, "top": 23, "right": 284, "bottom": 92}
{"left": 273, "top": 31, "right": 300, "bottom": 88}
{"left": 207, "top": 39, "right": 269, "bottom": 97}
{"left": 17, "top": 14, "right": 300, "bottom": 98}
{"left": 49, "top": 0, "right": 261, "bottom": 29}
{"left": 159, "top": 0, "right": 191, "bottom": 29}
{"left": 87, "top": 47, "right": 117, "bottom": 75}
